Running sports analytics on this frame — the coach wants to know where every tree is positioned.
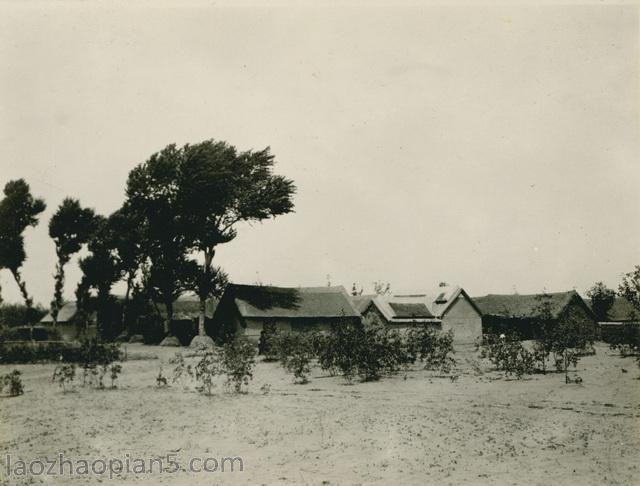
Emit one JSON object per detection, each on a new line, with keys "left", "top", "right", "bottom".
{"left": 548, "top": 307, "right": 596, "bottom": 383}
{"left": 107, "top": 205, "right": 145, "bottom": 333}
{"left": 586, "top": 282, "right": 615, "bottom": 321}
{"left": 125, "top": 145, "right": 195, "bottom": 335}
{"left": 619, "top": 266, "right": 640, "bottom": 313}
{"left": 0, "top": 179, "right": 46, "bottom": 313}
{"left": 179, "top": 140, "right": 295, "bottom": 340}
{"left": 75, "top": 216, "right": 121, "bottom": 339}
{"left": 49, "top": 198, "right": 96, "bottom": 326}
{"left": 373, "top": 281, "right": 391, "bottom": 295}
{"left": 532, "top": 292, "right": 554, "bottom": 374}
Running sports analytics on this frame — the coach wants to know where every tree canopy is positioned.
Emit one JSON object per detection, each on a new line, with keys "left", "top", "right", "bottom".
{"left": 0, "top": 179, "right": 46, "bottom": 308}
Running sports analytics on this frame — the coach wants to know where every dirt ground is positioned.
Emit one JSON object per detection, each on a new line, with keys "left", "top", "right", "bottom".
{"left": 0, "top": 343, "right": 638, "bottom": 486}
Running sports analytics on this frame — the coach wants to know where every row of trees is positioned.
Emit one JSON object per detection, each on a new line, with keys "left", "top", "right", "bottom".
{"left": 0, "top": 139, "right": 296, "bottom": 342}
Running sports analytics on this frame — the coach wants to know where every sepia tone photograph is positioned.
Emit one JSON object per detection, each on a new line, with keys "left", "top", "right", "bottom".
{"left": 0, "top": 1, "right": 638, "bottom": 485}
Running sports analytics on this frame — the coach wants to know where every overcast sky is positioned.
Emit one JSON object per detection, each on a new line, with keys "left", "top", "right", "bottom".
{"left": 0, "top": 2, "right": 638, "bottom": 306}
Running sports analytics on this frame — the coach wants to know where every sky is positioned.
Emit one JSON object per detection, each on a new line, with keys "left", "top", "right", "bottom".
{"left": 0, "top": 1, "right": 638, "bottom": 306}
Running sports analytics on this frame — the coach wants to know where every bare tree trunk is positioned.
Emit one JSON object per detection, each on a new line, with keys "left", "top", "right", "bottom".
{"left": 121, "top": 274, "right": 133, "bottom": 335}
{"left": 51, "top": 259, "right": 67, "bottom": 328}
{"left": 198, "top": 250, "right": 214, "bottom": 337}
{"left": 164, "top": 300, "right": 173, "bottom": 335}
{"left": 198, "top": 298, "right": 206, "bottom": 336}
{"left": 11, "top": 269, "right": 34, "bottom": 340}
{"left": 11, "top": 269, "right": 33, "bottom": 310}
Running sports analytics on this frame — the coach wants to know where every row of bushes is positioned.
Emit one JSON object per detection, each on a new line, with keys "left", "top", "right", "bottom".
{"left": 0, "top": 338, "right": 120, "bottom": 365}
{"left": 259, "top": 317, "right": 457, "bottom": 384}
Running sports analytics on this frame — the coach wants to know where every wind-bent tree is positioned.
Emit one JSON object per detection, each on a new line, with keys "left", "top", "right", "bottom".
{"left": 586, "top": 282, "right": 616, "bottom": 321}
{"left": 125, "top": 145, "right": 195, "bottom": 336}
{"left": 0, "top": 179, "right": 46, "bottom": 313}
{"left": 48, "top": 198, "right": 96, "bottom": 326}
{"left": 126, "top": 141, "right": 295, "bottom": 341}
{"left": 179, "top": 140, "right": 295, "bottom": 341}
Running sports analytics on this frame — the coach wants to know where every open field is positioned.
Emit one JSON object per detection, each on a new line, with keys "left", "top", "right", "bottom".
{"left": 1, "top": 343, "right": 639, "bottom": 486}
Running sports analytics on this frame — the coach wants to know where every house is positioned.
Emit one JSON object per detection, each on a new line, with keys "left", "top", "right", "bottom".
{"left": 354, "top": 285, "right": 483, "bottom": 344}
{"left": 584, "top": 296, "right": 639, "bottom": 343}
{"left": 211, "top": 284, "right": 362, "bottom": 340}
{"left": 40, "top": 302, "right": 97, "bottom": 341}
{"left": 474, "top": 291, "right": 597, "bottom": 340}
{"left": 353, "top": 294, "right": 442, "bottom": 331}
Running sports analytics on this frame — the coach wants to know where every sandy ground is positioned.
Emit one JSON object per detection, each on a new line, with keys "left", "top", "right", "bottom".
{"left": 0, "top": 343, "right": 638, "bottom": 486}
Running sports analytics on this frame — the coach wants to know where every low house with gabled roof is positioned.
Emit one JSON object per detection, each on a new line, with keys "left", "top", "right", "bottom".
{"left": 353, "top": 284, "right": 483, "bottom": 344}
{"left": 211, "top": 284, "right": 362, "bottom": 340}
{"left": 40, "top": 301, "right": 97, "bottom": 342}
{"left": 474, "top": 290, "right": 597, "bottom": 340}
{"left": 584, "top": 296, "right": 639, "bottom": 343}
{"left": 353, "top": 294, "right": 442, "bottom": 331}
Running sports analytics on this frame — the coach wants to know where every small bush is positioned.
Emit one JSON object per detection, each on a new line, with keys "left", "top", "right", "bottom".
{"left": 481, "top": 334, "right": 534, "bottom": 379}
{"left": 275, "top": 332, "right": 315, "bottom": 384}
{"left": 193, "top": 349, "right": 219, "bottom": 395}
{"left": 407, "top": 326, "right": 456, "bottom": 373}
{"left": 169, "top": 352, "right": 193, "bottom": 387}
{"left": 258, "top": 323, "right": 279, "bottom": 361}
{"left": 52, "top": 364, "right": 76, "bottom": 393}
{"left": 317, "top": 317, "right": 415, "bottom": 382}
{"left": 156, "top": 366, "right": 168, "bottom": 388}
{"left": 609, "top": 324, "right": 640, "bottom": 358}
{"left": 1, "top": 370, "right": 24, "bottom": 396}
{"left": 220, "top": 339, "right": 257, "bottom": 393}
{"left": 109, "top": 363, "right": 122, "bottom": 388}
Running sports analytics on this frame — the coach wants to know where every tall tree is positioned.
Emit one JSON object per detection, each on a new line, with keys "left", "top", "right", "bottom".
{"left": 75, "top": 215, "right": 121, "bottom": 338}
{"left": 107, "top": 205, "right": 144, "bottom": 333}
{"left": 48, "top": 198, "right": 96, "bottom": 326}
{"left": 586, "top": 282, "right": 616, "bottom": 321}
{"left": 179, "top": 140, "right": 295, "bottom": 340}
{"left": 125, "top": 145, "right": 194, "bottom": 335}
{"left": 0, "top": 179, "right": 46, "bottom": 313}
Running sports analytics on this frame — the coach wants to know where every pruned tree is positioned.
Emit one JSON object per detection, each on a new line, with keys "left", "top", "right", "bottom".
{"left": 49, "top": 198, "right": 96, "bottom": 326}
{"left": 179, "top": 140, "right": 295, "bottom": 340}
{"left": 586, "top": 282, "right": 616, "bottom": 322}
{"left": 0, "top": 179, "right": 46, "bottom": 315}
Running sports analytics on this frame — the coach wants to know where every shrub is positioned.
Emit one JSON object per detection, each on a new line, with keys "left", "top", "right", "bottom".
{"left": 407, "top": 326, "right": 456, "bottom": 373}
{"left": 317, "top": 316, "right": 414, "bottom": 382}
{"left": 156, "top": 366, "right": 168, "bottom": 388}
{"left": 1, "top": 370, "right": 24, "bottom": 396}
{"left": 609, "top": 324, "right": 640, "bottom": 358}
{"left": 547, "top": 310, "right": 596, "bottom": 383}
{"left": 481, "top": 334, "right": 534, "bottom": 379}
{"left": 220, "top": 339, "right": 256, "bottom": 393}
{"left": 52, "top": 364, "right": 76, "bottom": 393}
{"left": 169, "top": 352, "right": 193, "bottom": 387}
{"left": 258, "top": 323, "right": 279, "bottom": 361}
{"left": 275, "top": 332, "right": 315, "bottom": 384}
{"left": 0, "top": 338, "right": 120, "bottom": 365}
{"left": 193, "top": 349, "right": 219, "bottom": 396}
{"left": 109, "top": 363, "right": 122, "bottom": 388}
{"left": 317, "top": 321, "right": 362, "bottom": 382}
